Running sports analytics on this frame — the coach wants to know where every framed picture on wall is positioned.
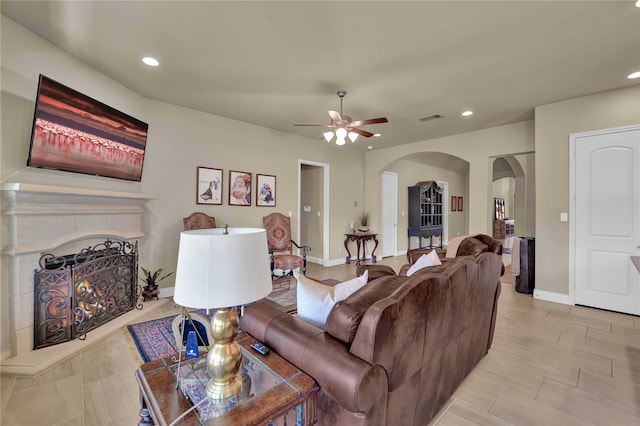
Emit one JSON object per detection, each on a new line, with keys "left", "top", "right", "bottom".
{"left": 256, "top": 174, "right": 276, "bottom": 207}
{"left": 229, "top": 170, "right": 252, "bottom": 206}
{"left": 196, "top": 166, "right": 223, "bottom": 205}
{"left": 457, "top": 196, "right": 463, "bottom": 212}
{"left": 451, "top": 196, "right": 457, "bottom": 212}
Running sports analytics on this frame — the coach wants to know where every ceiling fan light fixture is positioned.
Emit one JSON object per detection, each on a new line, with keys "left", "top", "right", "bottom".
{"left": 295, "top": 90, "right": 388, "bottom": 146}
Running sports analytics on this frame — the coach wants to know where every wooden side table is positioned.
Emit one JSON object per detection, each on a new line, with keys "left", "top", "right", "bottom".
{"left": 344, "top": 233, "right": 379, "bottom": 266}
{"left": 136, "top": 332, "right": 318, "bottom": 425}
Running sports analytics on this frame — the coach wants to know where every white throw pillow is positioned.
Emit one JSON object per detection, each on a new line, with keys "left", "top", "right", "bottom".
{"left": 426, "top": 249, "right": 442, "bottom": 266}
{"left": 295, "top": 270, "right": 368, "bottom": 328}
{"left": 406, "top": 254, "right": 433, "bottom": 276}
{"left": 334, "top": 270, "right": 368, "bottom": 300}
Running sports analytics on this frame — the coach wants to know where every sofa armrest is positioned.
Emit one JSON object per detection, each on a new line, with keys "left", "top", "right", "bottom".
{"left": 241, "top": 302, "right": 388, "bottom": 415}
{"left": 356, "top": 264, "right": 397, "bottom": 282}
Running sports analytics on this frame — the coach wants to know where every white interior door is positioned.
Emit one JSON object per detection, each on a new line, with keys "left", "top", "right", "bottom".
{"left": 381, "top": 171, "right": 398, "bottom": 258}
{"left": 573, "top": 126, "right": 640, "bottom": 315}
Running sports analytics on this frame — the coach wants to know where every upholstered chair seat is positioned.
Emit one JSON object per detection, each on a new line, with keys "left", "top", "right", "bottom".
{"left": 263, "top": 213, "right": 310, "bottom": 279}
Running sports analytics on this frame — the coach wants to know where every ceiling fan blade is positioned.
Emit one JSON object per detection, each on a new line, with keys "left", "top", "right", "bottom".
{"left": 328, "top": 110, "right": 343, "bottom": 123}
{"left": 350, "top": 117, "right": 388, "bottom": 127}
{"left": 294, "top": 124, "right": 326, "bottom": 126}
{"left": 349, "top": 127, "right": 375, "bottom": 138}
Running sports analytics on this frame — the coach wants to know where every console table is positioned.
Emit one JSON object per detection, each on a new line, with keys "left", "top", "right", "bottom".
{"left": 344, "top": 233, "right": 378, "bottom": 266}
{"left": 136, "top": 332, "right": 318, "bottom": 425}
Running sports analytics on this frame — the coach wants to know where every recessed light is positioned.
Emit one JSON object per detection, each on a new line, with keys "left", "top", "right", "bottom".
{"left": 628, "top": 71, "right": 640, "bottom": 79}
{"left": 368, "top": 146, "right": 373, "bottom": 150}
{"left": 142, "top": 57, "right": 159, "bottom": 67}
{"left": 462, "top": 110, "right": 473, "bottom": 117}
{"left": 373, "top": 133, "right": 381, "bottom": 137}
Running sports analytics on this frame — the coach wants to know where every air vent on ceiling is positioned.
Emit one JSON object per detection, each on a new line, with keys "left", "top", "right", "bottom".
{"left": 419, "top": 114, "right": 443, "bottom": 122}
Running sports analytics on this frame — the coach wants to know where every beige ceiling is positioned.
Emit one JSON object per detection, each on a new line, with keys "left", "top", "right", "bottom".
{"left": 3, "top": 1, "right": 639, "bottom": 151}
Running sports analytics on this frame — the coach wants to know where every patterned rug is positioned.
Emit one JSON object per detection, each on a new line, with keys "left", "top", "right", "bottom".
{"left": 127, "top": 315, "right": 178, "bottom": 362}
{"left": 128, "top": 279, "right": 339, "bottom": 362}
{"left": 127, "top": 309, "right": 211, "bottom": 362}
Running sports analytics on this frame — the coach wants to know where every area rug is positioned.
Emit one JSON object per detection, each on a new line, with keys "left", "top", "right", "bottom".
{"left": 128, "top": 309, "right": 211, "bottom": 362}
{"left": 127, "top": 315, "right": 178, "bottom": 362}
{"left": 128, "top": 279, "right": 339, "bottom": 362}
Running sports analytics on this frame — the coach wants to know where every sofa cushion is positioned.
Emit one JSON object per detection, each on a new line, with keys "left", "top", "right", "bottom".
{"left": 295, "top": 270, "right": 368, "bottom": 328}
{"left": 456, "top": 237, "right": 488, "bottom": 257}
{"left": 325, "top": 275, "right": 406, "bottom": 344}
{"left": 406, "top": 250, "right": 442, "bottom": 276}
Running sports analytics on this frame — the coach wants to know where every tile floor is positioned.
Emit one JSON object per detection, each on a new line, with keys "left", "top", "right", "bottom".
{"left": 1, "top": 255, "right": 639, "bottom": 425}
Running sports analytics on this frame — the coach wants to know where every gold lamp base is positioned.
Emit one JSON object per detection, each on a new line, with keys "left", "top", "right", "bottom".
{"left": 206, "top": 307, "right": 243, "bottom": 399}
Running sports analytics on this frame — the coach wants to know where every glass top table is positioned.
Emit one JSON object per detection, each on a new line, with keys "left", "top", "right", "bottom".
{"left": 136, "top": 332, "right": 319, "bottom": 426}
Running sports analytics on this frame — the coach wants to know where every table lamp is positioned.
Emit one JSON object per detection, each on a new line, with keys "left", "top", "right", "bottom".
{"left": 173, "top": 226, "right": 273, "bottom": 399}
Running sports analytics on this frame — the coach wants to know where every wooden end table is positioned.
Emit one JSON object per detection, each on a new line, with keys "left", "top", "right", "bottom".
{"left": 136, "top": 332, "right": 318, "bottom": 425}
{"left": 344, "top": 232, "right": 378, "bottom": 266}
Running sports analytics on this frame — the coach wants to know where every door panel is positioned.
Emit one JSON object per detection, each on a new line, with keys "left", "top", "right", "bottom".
{"left": 574, "top": 128, "right": 640, "bottom": 315}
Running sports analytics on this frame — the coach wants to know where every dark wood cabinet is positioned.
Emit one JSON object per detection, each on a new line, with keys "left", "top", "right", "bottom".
{"left": 493, "top": 197, "right": 514, "bottom": 239}
{"left": 407, "top": 181, "right": 443, "bottom": 250}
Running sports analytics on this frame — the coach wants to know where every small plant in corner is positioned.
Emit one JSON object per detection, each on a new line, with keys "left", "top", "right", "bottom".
{"left": 139, "top": 267, "right": 173, "bottom": 302}
{"left": 140, "top": 267, "right": 173, "bottom": 289}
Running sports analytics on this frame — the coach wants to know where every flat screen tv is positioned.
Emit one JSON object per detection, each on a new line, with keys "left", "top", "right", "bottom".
{"left": 27, "top": 74, "right": 148, "bottom": 182}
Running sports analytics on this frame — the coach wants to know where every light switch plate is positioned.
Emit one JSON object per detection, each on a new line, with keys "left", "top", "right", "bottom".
{"left": 560, "top": 212, "right": 568, "bottom": 222}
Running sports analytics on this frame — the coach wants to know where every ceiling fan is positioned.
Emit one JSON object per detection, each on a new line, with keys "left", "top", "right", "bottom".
{"left": 295, "top": 90, "right": 388, "bottom": 145}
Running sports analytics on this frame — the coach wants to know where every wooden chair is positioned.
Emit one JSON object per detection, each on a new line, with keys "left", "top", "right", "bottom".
{"left": 263, "top": 213, "right": 310, "bottom": 281}
{"left": 183, "top": 212, "right": 216, "bottom": 230}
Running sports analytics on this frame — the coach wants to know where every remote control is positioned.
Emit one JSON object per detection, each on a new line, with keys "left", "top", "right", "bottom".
{"left": 250, "top": 341, "right": 270, "bottom": 355}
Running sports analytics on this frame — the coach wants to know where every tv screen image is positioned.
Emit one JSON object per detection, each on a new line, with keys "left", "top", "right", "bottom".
{"left": 27, "top": 75, "right": 148, "bottom": 182}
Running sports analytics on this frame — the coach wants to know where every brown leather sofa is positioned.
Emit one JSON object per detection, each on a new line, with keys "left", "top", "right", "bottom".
{"left": 410, "top": 233, "right": 502, "bottom": 263}
{"left": 240, "top": 252, "right": 503, "bottom": 426}
{"left": 357, "top": 234, "right": 504, "bottom": 281}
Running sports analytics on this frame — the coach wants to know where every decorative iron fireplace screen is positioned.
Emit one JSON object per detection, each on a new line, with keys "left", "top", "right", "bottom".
{"left": 33, "top": 239, "right": 140, "bottom": 349}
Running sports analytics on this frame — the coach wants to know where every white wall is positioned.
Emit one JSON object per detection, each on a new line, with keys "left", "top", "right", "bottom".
{"left": 535, "top": 85, "right": 640, "bottom": 295}
{"left": 364, "top": 121, "right": 536, "bottom": 250}
{"left": 0, "top": 16, "right": 365, "bottom": 356}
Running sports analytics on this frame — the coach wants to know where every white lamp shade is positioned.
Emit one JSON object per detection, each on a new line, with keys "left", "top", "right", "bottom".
{"left": 348, "top": 132, "right": 358, "bottom": 142}
{"left": 323, "top": 131, "right": 334, "bottom": 142}
{"left": 173, "top": 228, "right": 273, "bottom": 309}
{"left": 335, "top": 127, "right": 347, "bottom": 138}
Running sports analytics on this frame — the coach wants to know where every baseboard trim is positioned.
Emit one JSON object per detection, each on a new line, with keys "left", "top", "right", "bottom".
{"left": 306, "top": 256, "right": 322, "bottom": 264}
{"left": 533, "top": 289, "right": 572, "bottom": 305}
{"left": 159, "top": 286, "right": 174, "bottom": 299}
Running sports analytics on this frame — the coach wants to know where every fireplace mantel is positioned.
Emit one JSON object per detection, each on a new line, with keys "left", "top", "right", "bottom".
{"left": 1, "top": 183, "right": 157, "bottom": 375}
{"left": 2, "top": 183, "right": 155, "bottom": 255}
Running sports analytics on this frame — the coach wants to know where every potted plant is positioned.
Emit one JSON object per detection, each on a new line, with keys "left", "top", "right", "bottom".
{"left": 140, "top": 267, "right": 173, "bottom": 301}
{"left": 359, "top": 212, "right": 369, "bottom": 232}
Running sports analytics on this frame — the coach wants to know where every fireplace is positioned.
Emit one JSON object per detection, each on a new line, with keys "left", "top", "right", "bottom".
{"left": 34, "top": 239, "right": 140, "bottom": 349}
{"left": 1, "top": 183, "right": 155, "bottom": 372}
